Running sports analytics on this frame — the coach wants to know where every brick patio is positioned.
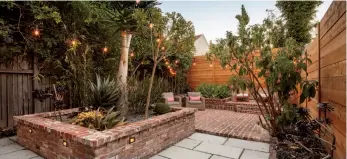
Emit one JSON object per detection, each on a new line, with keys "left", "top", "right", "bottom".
{"left": 195, "top": 109, "right": 270, "bottom": 142}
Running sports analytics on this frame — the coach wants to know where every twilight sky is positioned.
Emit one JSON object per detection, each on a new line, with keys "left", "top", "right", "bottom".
{"left": 159, "top": 0, "right": 333, "bottom": 42}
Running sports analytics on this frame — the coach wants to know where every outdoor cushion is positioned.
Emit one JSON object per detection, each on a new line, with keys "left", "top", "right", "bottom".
{"left": 187, "top": 92, "right": 201, "bottom": 97}
{"left": 168, "top": 101, "right": 180, "bottom": 105}
{"left": 167, "top": 97, "right": 174, "bottom": 102}
{"left": 162, "top": 92, "right": 174, "bottom": 98}
{"left": 189, "top": 96, "right": 200, "bottom": 101}
{"left": 189, "top": 101, "right": 202, "bottom": 104}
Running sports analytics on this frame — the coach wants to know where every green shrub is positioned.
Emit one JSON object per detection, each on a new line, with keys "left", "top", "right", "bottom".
{"left": 153, "top": 103, "right": 171, "bottom": 115}
{"left": 196, "top": 83, "right": 231, "bottom": 99}
{"left": 127, "top": 76, "right": 170, "bottom": 114}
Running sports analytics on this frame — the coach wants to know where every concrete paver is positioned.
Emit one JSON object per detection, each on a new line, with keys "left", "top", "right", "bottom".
{"left": 149, "top": 155, "right": 169, "bottom": 159}
{"left": 158, "top": 146, "right": 211, "bottom": 159}
{"left": 0, "top": 144, "right": 25, "bottom": 155}
{"left": 210, "top": 155, "right": 232, "bottom": 159}
{"left": 0, "top": 150, "right": 38, "bottom": 159}
{"left": 188, "top": 132, "right": 227, "bottom": 145}
{"left": 224, "top": 138, "right": 270, "bottom": 152}
{"left": 239, "top": 150, "right": 270, "bottom": 159}
{"left": 194, "top": 142, "right": 243, "bottom": 159}
{"left": 0, "top": 138, "right": 14, "bottom": 147}
{"left": 175, "top": 138, "right": 201, "bottom": 149}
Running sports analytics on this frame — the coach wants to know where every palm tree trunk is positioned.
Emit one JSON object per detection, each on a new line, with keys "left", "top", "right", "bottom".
{"left": 117, "top": 31, "right": 132, "bottom": 116}
{"left": 145, "top": 62, "right": 157, "bottom": 119}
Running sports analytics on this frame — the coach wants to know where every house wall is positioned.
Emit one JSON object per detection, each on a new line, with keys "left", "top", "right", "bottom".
{"left": 194, "top": 35, "right": 209, "bottom": 56}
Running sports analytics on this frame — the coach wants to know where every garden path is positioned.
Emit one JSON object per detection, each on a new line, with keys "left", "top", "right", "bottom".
{"left": 150, "top": 132, "right": 270, "bottom": 159}
{"left": 195, "top": 109, "right": 270, "bottom": 142}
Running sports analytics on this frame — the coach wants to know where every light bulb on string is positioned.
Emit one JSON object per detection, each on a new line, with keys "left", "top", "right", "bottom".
{"left": 33, "top": 29, "right": 40, "bottom": 36}
{"left": 175, "top": 60, "right": 179, "bottom": 64}
{"left": 103, "top": 47, "right": 108, "bottom": 53}
{"left": 71, "top": 39, "right": 77, "bottom": 46}
{"left": 165, "top": 61, "right": 169, "bottom": 65}
{"left": 130, "top": 52, "right": 134, "bottom": 57}
{"left": 210, "top": 63, "right": 213, "bottom": 67}
{"left": 156, "top": 38, "right": 161, "bottom": 43}
{"left": 193, "top": 62, "right": 196, "bottom": 66}
{"left": 161, "top": 46, "right": 165, "bottom": 51}
{"left": 149, "top": 23, "right": 154, "bottom": 29}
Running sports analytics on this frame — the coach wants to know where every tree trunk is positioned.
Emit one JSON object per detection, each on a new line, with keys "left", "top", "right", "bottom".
{"left": 144, "top": 62, "right": 157, "bottom": 119}
{"left": 117, "top": 31, "right": 132, "bottom": 116}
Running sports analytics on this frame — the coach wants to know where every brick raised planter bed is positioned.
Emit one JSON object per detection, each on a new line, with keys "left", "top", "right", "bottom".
{"left": 225, "top": 101, "right": 268, "bottom": 115}
{"left": 205, "top": 97, "right": 233, "bottom": 110}
{"left": 14, "top": 107, "right": 197, "bottom": 159}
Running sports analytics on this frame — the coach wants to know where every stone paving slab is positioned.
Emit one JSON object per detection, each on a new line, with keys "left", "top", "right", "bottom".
{"left": 0, "top": 144, "right": 25, "bottom": 155}
{"left": 239, "top": 150, "right": 270, "bottom": 159}
{"left": 188, "top": 132, "right": 228, "bottom": 145}
{"left": 195, "top": 109, "right": 270, "bottom": 142}
{"left": 194, "top": 142, "right": 243, "bottom": 159}
{"left": 0, "top": 150, "right": 39, "bottom": 159}
{"left": 150, "top": 155, "right": 169, "bottom": 159}
{"left": 210, "top": 155, "right": 232, "bottom": 159}
{"left": 0, "top": 137, "right": 41, "bottom": 159}
{"left": 158, "top": 146, "right": 211, "bottom": 159}
{"left": 224, "top": 138, "right": 270, "bottom": 152}
{"left": 0, "top": 138, "right": 14, "bottom": 147}
{"left": 174, "top": 138, "right": 201, "bottom": 149}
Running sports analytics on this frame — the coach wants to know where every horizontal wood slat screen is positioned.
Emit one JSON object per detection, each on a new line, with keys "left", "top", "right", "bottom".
{"left": 303, "top": 1, "right": 346, "bottom": 158}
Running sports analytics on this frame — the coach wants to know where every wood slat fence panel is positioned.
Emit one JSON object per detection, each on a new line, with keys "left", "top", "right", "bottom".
{"left": 0, "top": 55, "right": 55, "bottom": 129}
{"left": 303, "top": 1, "right": 346, "bottom": 158}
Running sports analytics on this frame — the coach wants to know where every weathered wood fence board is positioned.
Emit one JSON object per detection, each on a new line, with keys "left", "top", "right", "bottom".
{"left": 303, "top": 1, "right": 346, "bottom": 158}
{"left": 0, "top": 55, "right": 55, "bottom": 129}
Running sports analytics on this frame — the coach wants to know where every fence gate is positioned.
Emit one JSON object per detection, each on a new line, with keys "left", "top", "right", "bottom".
{"left": 0, "top": 56, "right": 54, "bottom": 129}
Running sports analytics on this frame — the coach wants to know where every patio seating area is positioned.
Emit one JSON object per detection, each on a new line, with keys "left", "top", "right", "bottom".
{"left": 0, "top": 1, "right": 345, "bottom": 159}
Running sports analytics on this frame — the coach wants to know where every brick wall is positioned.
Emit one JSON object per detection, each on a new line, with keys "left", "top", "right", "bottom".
{"left": 15, "top": 108, "right": 197, "bottom": 159}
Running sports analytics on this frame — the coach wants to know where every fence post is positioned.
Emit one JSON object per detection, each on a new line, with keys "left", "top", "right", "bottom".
{"left": 32, "top": 55, "right": 41, "bottom": 113}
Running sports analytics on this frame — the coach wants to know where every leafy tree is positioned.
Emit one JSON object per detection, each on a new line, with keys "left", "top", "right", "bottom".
{"left": 99, "top": 1, "right": 159, "bottom": 116}
{"left": 208, "top": 5, "right": 318, "bottom": 135}
{"left": 276, "top": 1, "right": 322, "bottom": 45}
{"left": 0, "top": 1, "right": 122, "bottom": 107}
{"left": 133, "top": 8, "right": 195, "bottom": 118}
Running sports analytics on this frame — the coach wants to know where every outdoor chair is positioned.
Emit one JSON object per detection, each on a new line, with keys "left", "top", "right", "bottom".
{"left": 185, "top": 92, "right": 205, "bottom": 110}
{"left": 162, "top": 92, "right": 182, "bottom": 107}
{"left": 235, "top": 93, "right": 249, "bottom": 102}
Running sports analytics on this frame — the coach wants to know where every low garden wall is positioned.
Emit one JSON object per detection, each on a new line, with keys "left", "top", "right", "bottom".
{"left": 14, "top": 107, "right": 197, "bottom": 159}
{"left": 205, "top": 98, "right": 234, "bottom": 110}
{"left": 204, "top": 98, "right": 268, "bottom": 115}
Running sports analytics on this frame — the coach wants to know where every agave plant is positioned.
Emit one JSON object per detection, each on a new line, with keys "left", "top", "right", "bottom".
{"left": 71, "top": 106, "right": 125, "bottom": 130}
{"left": 94, "top": 106, "right": 125, "bottom": 130}
{"left": 89, "top": 74, "right": 120, "bottom": 109}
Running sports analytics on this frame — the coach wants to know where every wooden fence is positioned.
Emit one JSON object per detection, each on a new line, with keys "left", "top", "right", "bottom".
{"left": 187, "top": 52, "right": 267, "bottom": 90}
{"left": 0, "top": 55, "right": 55, "bottom": 129}
{"left": 303, "top": 1, "right": 346, "bottom": 158}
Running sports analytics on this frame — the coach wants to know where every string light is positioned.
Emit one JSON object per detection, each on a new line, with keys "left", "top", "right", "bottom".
{"left": 130, "top": 52, "right": 134, "bottom": 57}
{"left": 156, "top": 38, "right": 161, "bottom": 43}
{"left": 149, "top": 23, "right": 154, "bottom": 29}
{"left": 210, "top": 64, "right": 213, "bottom": 67}
{"left": 103, "top": 47, "right": 108, "bottom": 53}
{"left": 193, "top": 62, "right": 196, "bottom": 66}
{"left": 165, "top": 61, "right": 169, "bottom": 65}
{"left": 175, "top": 60, "right": 179, "bottom": 64}
{"left": 161, "top": 46, "right": 165, "bottom": 50}
{"left": 33, "top": 29, "right": 40, "bottom": 36}
{"left": 71, "top": 40, "right": 77, "bottom": 45}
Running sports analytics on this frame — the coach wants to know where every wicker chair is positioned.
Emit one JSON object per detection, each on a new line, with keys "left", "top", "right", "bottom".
{"left": 185, "top": 92, "right": 205, "bottom": 110}
{"left": 162, "top": 92, "right": 182, "bottom": 107}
